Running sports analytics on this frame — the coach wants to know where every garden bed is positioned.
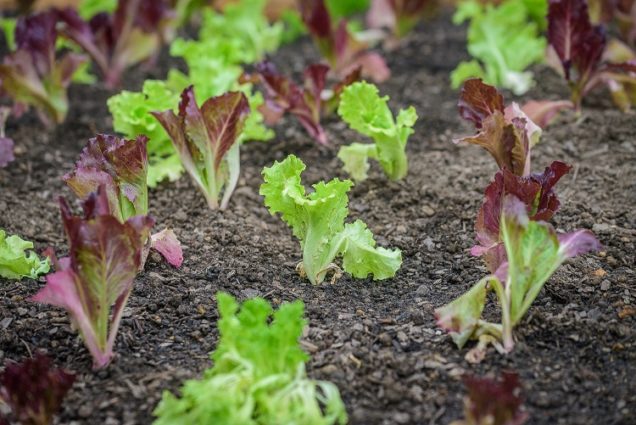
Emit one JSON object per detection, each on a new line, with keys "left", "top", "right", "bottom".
{"left": 1, "top": 12, "right": 635, "bottom": 425}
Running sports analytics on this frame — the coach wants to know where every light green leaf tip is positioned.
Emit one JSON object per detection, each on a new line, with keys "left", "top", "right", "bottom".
{"left": 337, "top": 82, "right": 417, "bottom": 181}
{"left": 0, "top": 230, "right": 50, "bottom": 280}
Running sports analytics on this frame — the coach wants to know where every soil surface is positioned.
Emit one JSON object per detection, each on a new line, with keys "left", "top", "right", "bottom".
{"left": 1, "top": 11, "right": 635, "bottom": 425}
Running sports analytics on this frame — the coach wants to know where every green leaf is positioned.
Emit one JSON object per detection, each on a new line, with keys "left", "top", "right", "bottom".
{"left": 260, "top": 155, "right": 401, "bottom": 284}
{"left": 451, "top": 0, "right": 546, "bottom": 95}
{"left": 0, "top": 18, "right": 16, "bottom": 50}
{"left": 78, "top": 0, "right": 117, "bottom": 19}
{"left": 434, "top": 277, "right": 494, "bottom": 349}
{"left": 199, "top": 1, "right": 282, "bottom": 64}
{"left": 337, "top": 143, "right": 377, "bottom": 182}
{"left": 337, "top": 220, "right": 402, "bottom": 280}
{"left": 337, "top": 82, "right": 416, "bottom": 181}
{"left": 451, "top": 60, "right": 486, "bottom": 89}
{"left": 108, "top": 80, "right": 182, "bottom": 187}
{"left": 153, "top": 293, "right": 347, "bottom": 425}
{"left": 0, "top": 230, "right": 50, "bottom": 280}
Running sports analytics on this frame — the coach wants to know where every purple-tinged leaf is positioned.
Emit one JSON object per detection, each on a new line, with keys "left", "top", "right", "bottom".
{"left": 152, "top": 87, "right": 250, "bottom": 209}
{"left": 150, "top": 228, "right": 183, "bottom": 268}
{"left": 521, "top": 99, "right": 574, "bottom": 127}
{"left": 299, "top": 0, "right": 390, "bottom": 82}
{"left": 458, "top": 78, "right": 505, "bottom": 129}
{"left": 58, "top": 0, "right": 174, "bottom": 88}
{"left": 547, "top": 0, "right": 608, "bottom": 109}
{"left": 247, "top": 61, "right": 360, "bottom": 144}
{"left": 458, "top": 372, "right": 528, "bottom": 425}
{"left": 473, "top": 161, "right": 571, "bottom": 273}
{"left": 0, "top": 107, "right": 14, "bottom": 168}
{"left": 368, "top": 0, "right": 436, "bottom": 44}
{"left": 558, "top": 229, "right": 602, "bottom": 257}
{"left": 30, "top": 187, "right": 154, "bottom": 369}
{"left": 439, "top": 195, "right": 600, "bottom": 354}
{"left": 0, "top": 353, "right": 75, "bottom": 425}
{"left": 64, "top": 134, "right": 149, "bottom": 222}
{"left": 0, "top": 11, "right": 85, "bottom": 124}
{"left": 456, "top": 79, "right": 542, "bottom": 177}
{"left": 0, "top": 137, "right": 14, "bottom": 168}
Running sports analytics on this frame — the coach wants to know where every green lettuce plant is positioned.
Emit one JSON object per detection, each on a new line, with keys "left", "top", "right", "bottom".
{"left": 154, "top": 292, "right": 348, "bottom": 425}
{"left": 337, "top": 81, "right": 417, "bottom": 181}
{"left": 435, "top": 195, "right": 600, "bottom": 355}
{"left": 260, "top": 155, "right": 402, "bottom": 285}
{"left": 0, "top": 230, "right": 49, "bottom": 280}
{"left": 451, "top": 0, "right": 546, "bottom": 95}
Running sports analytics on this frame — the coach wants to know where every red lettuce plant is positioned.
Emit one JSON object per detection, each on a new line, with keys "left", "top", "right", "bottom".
{"left": 152, "top": 87, "right": 250, "bottom": 210}
{"left": 527, "top": 0, "right": 636, "bottom": 125}
{"left": 451, "top": 372, "right": 527, "bottom": 425}
{"left": 0, "top": 10, "right": 85, "bottom": 125}
{"left": 0, "top": 107, "right": 14, "bottom": 168}
{"left": 367, "top": 0, "right": 434, "bottom": 44}
{"left": 299, "top": 0, "right": 390, "bottom": 82}
{"left": 243, "top": 61, "right": 360, "bottom": 145}
{"left": 57, "top": 0, "right": 175, "bottom": 88}
{"left": 63, "top": 134, "right": 183, "bottom": 267}
{"left": 457, "top": 79, "right": 571, "bottom": 273}
{"left": 0, "top": 353, "right": 75, "bottom": 425}
{"left": 31, "top": 187, "right": 154, "bottom": 369}
{"left": 436, "top": 196, "right": 600, "bottom": 355}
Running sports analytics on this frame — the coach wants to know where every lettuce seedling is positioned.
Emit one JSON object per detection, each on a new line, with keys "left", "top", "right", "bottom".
{"left": 451, "top": 372, "right": 528, "bottom": 425}
{"left": 0, "top": 107, "right": 14, "bottom": 168}
{"left": 0, "top": 11, "right": 85, "bottom": 125}
{"left": 260, "top": 155, "right": 402, "bottom": 284}
{"left": 300, "top": 0, "right": 390, "bottom": 82}
{"left": 152, "top": 87, "right": 250, "bottom": 210}
{"left": 0, "top": 353, "right": 75, "bottom": 425}
{"left": 367, "top": 0, "right": 435, "bottom": 43}
{"left": 456, "top": 78, "right": 542, "bottom": 177}
{"left": 456, "top": 79, "right": 574, "bottom": 273}
{"left": 154, "top": 292, "right": 348, "bottom": 425}
{"left": 31, "top": 187, "right": 154, "bottom": 369}
{"left": 0, "top": 229, "right": 50, "bottom": 280}
{"left": 451, "top": 0, "right": 546, "bottom": 95}
{"left": 63, "top": 134, "right": 182, "bottom": 267}
{"left": 435, "top": 195, "right": 600, "bottom": 354}
{"left": 544, "top": 0, "right": 636, "bottom": 113}
{"left": 244, "top": 61, "right": 360, "bottom": 145}
{"left": 57, "top": 0, "right": 176, "bottom": 88}
{"left": 337, "top": 81, "right": 417, "bottom": 181}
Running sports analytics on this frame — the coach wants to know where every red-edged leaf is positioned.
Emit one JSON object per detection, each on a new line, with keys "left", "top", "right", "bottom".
{"left": 0, "top": 11, "right": 84, "bottom": 124}
{"left": 250, "top": 61, "right": 358, "bottom": 144}
{"left": 547, "top": 0, "right": 606, "bottom": 106}
{"left": 200, "top": 92, "right": 250, "bottom": 171}
{"left": 0, "top": 353, "right": 75, "bottom": 425}
{"left": 31, "top": 187, "right": 154, "bottom": 369}
{"left": 455, "top": 112, "right": 528, "bottom": 176}
{"left": 64, "top": 134, "right": 149, "bottom": 221}
{"left": 152, "top": 87, "right": 249, "bottom": 209}
{"left": 299, "top": 0, "right": 332, "bottom": 40}
{"left": 473, "top": 161, "right": 571, "bottom": 272}
{"left": 461, "top": 372, "right": 528, "bottom": 425}
{"left": 458, "top": 79, "right": 505, "bottom": 129}
{"left": 58, "top": 0, "right": 173, "bottom": 88}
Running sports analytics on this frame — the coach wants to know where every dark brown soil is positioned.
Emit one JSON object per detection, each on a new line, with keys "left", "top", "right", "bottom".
{"left": 1, "top": 12, "right": 635, "bottom": 425}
